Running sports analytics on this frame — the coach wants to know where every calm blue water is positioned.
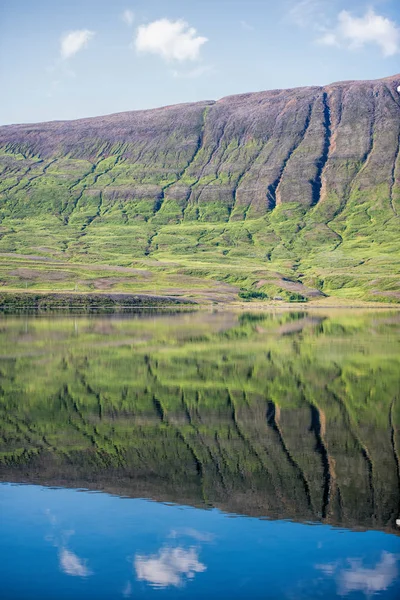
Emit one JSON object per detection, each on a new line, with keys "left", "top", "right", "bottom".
{"left": 1, "top": 483, "right": 399, "bottom": 600}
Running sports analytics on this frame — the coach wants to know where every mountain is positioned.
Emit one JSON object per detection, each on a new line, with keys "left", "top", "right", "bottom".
{"left": 0, "top": 75, "right": 399, "bottom": 302}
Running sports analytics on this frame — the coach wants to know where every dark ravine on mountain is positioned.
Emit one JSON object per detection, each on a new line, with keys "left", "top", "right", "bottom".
{"left": 0, "top": 74, "right": 399, "bottom": 303}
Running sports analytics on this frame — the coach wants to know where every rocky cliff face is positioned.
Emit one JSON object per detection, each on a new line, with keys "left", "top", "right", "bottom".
{"left": 0, "top": 75, "right": 399, "bottom": 301}
{"left": 1, "top": 75, "right": 399, "bottom": 220}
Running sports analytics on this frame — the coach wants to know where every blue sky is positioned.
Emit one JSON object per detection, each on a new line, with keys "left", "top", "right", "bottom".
{"left": 0, "top": 0, "right": 399, "bottom": 124}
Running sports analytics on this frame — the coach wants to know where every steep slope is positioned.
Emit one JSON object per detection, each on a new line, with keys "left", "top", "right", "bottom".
{"left": 0, "top": 75, "right": 399, "bottom": 302}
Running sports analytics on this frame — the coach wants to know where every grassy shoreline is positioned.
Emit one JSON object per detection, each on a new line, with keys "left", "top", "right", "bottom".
{"left": 0, "top": 289, "right": 398, "bottom": 313}
{"left": 0, "top": 290, "right": 194, "bottom": 312}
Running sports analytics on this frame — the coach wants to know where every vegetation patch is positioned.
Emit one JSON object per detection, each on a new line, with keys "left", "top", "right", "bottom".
{"left": 0, "top": 291, "right": 194, "bottom": 312}
{"left": 238, "top": 289, "right": 268, "bottom": 301}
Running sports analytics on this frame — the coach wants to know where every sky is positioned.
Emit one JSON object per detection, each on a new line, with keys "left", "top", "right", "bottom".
{"left": 0, "top": 0, "right": 399, "bottom": 125}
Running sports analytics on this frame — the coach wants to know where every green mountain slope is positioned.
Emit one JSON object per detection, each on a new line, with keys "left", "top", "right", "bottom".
{"left": 0, "top": 75, "right": 399, "bottom": 302}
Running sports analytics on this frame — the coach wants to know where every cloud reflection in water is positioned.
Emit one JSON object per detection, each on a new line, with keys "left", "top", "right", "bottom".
{"left": 59, "top": 548, "right": 92, "bottom": 577}
{"left": 135, "top": 546, "right": 206, "bottom": 588}
{"left": 316, "top": 552, "right": 398, "bottom": 596}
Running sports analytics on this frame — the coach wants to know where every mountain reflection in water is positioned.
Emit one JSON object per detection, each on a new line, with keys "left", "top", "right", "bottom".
{"left": 0, "top": 309, "right": 399, "bottom": 532}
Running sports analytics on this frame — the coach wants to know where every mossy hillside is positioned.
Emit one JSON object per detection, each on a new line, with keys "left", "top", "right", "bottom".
{"left": 0, "top": 75, "right": 399, "bottom": 303}
{"left": 0, "top": 183, "right": 398, "bottom": 302}
{"left": 0, "top": 310, "right": 398, "bottom": 422}
{"left": 0, "top": 310, "right": 399, "bottom": 527}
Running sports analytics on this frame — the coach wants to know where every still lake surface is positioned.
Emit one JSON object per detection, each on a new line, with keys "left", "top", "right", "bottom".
{"left": 0, "top": 309, "right": 399, "bottom": 598}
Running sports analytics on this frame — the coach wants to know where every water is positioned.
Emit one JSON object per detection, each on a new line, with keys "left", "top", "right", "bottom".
{"left": 1, "top": 483, "right": 399, "bottom": 599}
{"left": 0, "top": 309, "right": 399, "bottom": 598}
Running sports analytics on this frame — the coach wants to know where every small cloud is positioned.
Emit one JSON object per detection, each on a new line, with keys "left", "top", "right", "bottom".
{"left": 318, "top": 32, "right": 339, "bottom": 47}
{"left": 59, "top": 548, "right": 92, "bottom": 577}
{"left": 171, "top": 65, "right": 214, "bottom": 79}
{"left": 315, "top": 552, "right": 399, "bottom": 596}
{"left": 338, "top": 553, "right": 398, "bottom": 596}
{"left": 122, "top": 9, "right": 135, "bottom": 27}
{"left": 60, "top": 29, "right": 95, "bottom": 60}
{"left": 240, "top": 20, "right": 254, "bottom": 31}
{"left": 317, "top": 9, "right": 400, "bottom": 57}
{"left": 134, "top": 546, "right": 206, "bottom": 588}
{"left": 135, "top": 19, "right": 208, "bottom": 62}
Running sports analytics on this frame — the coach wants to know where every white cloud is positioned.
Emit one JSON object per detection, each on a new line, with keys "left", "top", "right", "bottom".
{"left": 60, "top": 29, "right": 95, "bottom": 59}
{"left": 122, "top": 9, "right": 135, "bottom": 26}
{"left": 318, "top": 31, "right": 338, "bottom": 47}
{"left": 135, "top": 19, "right": 208, "bottom": 62}
{"left": 318, "top": 9, "right": 400, "bottom": 57}
{"left": 315, "top": 552, "right": 398, "bottom": 596}
{"left": 338, "top": 553, "right": 398, "bottom": 596}
{"left": 134, "top": 546, "right": 206, "bottom": 588}
{"left": 59, "top": 548, "right": 92, "bottom": 577}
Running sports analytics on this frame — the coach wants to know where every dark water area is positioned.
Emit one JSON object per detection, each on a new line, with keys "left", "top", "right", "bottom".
{"left": 0, "top": 309, "right": 400, "bottom": 598}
